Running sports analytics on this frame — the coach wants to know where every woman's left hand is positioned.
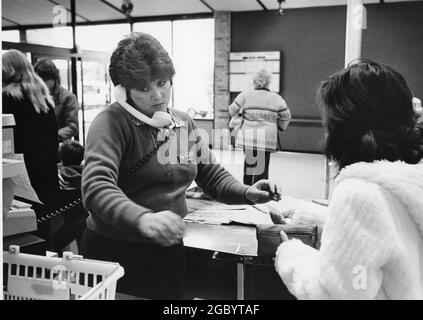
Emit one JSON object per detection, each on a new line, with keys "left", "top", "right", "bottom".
{"left": 245, "top": 179, "right": 282, "bottom": 204}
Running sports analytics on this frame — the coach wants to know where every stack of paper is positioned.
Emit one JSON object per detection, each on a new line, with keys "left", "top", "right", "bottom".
{"left": 183, "top": 204, "right": 273, "bottom": 226}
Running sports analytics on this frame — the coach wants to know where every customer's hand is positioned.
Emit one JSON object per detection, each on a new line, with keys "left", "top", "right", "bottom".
{"left": 280, "top": 230, "right": 289, "bottom": 242}
{"left": 269, "top": 196, "right": 328, "bottom": 226}
{"left": 136, "top": 211, "right": 185, "bottom": 246}
{"left": 245, "top": 180, "right": 282, "bottom": 204}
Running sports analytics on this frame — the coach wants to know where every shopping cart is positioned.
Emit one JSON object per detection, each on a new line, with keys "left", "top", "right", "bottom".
{"left": 3, "top": 245, "right": 124, "bottom": 300}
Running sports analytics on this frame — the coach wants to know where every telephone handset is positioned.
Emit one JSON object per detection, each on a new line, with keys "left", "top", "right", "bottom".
{"left": 114, "top": 85, "right": 172, "bottom": 128}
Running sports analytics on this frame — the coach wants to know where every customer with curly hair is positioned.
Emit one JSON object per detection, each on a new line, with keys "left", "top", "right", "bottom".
{"left": 81, "top": 32, "right": 282, "bottom": 299}
{"left": 274, "top": 59, "right": 423, "bottom": 299}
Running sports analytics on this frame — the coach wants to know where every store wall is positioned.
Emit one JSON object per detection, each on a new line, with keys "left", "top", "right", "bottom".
{"left": 230, "top": 1, "right": 423, "bottom": 153}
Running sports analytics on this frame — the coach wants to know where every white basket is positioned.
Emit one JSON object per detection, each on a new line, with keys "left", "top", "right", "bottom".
{"left": 3, "top": 245, "right": 125, "bottom": 300}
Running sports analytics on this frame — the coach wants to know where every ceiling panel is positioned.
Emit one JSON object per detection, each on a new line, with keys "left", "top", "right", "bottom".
{"left": 261, "top": 0, "right": 380, "bottom": 10}
{"left": 207, "top": 0, "right": 263, "bottom": 11}
{"left": 3, "top": 0, "right": 62, "bottom": 25}
{"left": 71, "top": 0, "right": 127, "bottom": 21}
{"left": 384, "top": 0, "right": 423, "bottom": 3}
{"left": 106, "top": 0, "right": 212, "bottom": 17}
{"left": 2, "top": 18, "right": 16, "bottom": 27}
{"left": 52, "top": 0, "right": 90, "bottom": 22}
{"left": 2, "top": 0, "right": 87, "bottom": 26}
{"left": 2, "top": 0, "right": 420, "bottom": 29}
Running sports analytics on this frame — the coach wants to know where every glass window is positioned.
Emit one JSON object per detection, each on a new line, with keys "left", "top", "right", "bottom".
{"left": 26, "top": 27, "right": 73, "bottom": 48}
{"left": 172, "top": 19, "right": 214, "bottom": 119}
{"left": 75, "top": 24, "right": 131, "bottom": 53}
{"left": 51, "top": 59, "right": 71, "bottom": 91}
{"left": 2, "top": 30, "right": 20, "bottom": 42}
{"left": 132, "top": 21, "right": 172, "bottom": 56}
{"left": 77, "top": 60, "right": 111, "bottom": 144}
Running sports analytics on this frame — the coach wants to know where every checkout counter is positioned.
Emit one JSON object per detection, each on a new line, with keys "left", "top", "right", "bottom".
{"left": 182, "top": 198, "right": 318, "bottom": 300}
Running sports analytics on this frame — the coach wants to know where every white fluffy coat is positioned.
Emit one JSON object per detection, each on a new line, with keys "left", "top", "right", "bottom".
{"left": 275, "top": 160, "right": 423, "bottom": 299}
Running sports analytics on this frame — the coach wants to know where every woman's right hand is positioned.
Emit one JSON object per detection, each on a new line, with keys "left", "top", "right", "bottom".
{"left": 136, "top": 211, "right": 185, "bottom": 246}
{"left": 268, "top": 196, "right": 328, "bottom": 226}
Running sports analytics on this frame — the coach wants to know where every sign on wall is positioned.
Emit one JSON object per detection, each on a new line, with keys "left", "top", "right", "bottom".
{"left": 229, "top": 51, "right": 280, "bottom": 93}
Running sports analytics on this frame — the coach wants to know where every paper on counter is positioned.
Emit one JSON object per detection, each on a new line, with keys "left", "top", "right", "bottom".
{"left": 183, "top": 205, "right": 273, "bottom": 226}
{"left": 8, "top": 154, "right": 43, "bottom": 204}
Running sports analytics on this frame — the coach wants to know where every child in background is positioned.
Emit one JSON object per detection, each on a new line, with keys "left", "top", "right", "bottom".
{"left": 58, "top": 140, "right": 84, "bottom": 190}
{"left": 53, "top": 140, "right": 87, "bottom": 253}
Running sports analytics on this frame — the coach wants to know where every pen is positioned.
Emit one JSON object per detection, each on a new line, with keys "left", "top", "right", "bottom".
{"left": 252, "top": 205, "right": 268, "bottom": 214}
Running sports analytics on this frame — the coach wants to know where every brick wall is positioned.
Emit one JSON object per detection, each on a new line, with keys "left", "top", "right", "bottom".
{"left": 213, "top": 11, "right": 231, "bottom": 147}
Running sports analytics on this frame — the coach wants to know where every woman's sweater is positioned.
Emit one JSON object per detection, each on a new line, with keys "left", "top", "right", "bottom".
{"left": 275, "top": 160, "right": 423, "bottom": 299}
{"left": 82, "top": 103, "right": 249, "bottom": 243}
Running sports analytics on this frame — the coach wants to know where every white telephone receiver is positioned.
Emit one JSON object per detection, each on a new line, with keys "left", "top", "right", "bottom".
{"left": 114, "top": 85, "right": 172, "bottom": 128}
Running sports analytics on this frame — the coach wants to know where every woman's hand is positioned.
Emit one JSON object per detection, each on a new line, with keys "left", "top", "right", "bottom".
{"left": 280, "top": 230, "right": 289, "bottom": 242}
{"left": 245, "top": 179, "right": 282, "bottom": 204}
{"left": 269, "top": 196, "right": 328, "bottom": 226}
{"left": 136, "top": 211, "right": 185, "bottom": 246}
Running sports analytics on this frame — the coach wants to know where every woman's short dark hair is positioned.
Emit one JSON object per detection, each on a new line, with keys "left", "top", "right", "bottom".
{"left": 59, "top": 140, "right": 85, "bottom": 166}
{"left": 109, "top": 32, "right": 175, "bottom": 91}
{"left": 319, "top": 59, "right": 423, "bottom": 169}
{"left": 33, "top": 58, "right": 60, "bottom": 83}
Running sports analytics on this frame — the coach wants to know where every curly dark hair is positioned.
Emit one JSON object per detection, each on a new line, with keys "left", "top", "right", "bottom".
{"left": 319, "top": 59, "right": 423, "bottom": 169}
{"left": 33, "top": 58, "right": 60, "bottom": 83}
{"left": 109, "top": 32, "right": 175, "bottom": 91}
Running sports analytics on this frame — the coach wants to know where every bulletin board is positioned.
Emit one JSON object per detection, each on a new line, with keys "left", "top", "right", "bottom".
{"left": 229, "top": 51, "right": 280, "bottom": 93}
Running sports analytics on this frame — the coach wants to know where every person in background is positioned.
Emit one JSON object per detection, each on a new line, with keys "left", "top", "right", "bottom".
{"left": 273, "top": 59, "right": 423, "bottom": 299}
{"left": 2, "top": 50, "right": 60, "bottom": 240}
{"left": 229, "top": 69, "right": 291, "bottom": 185}
{"left": 34, "top": 58, "right": 79, "bottom": 142}
{"left": 81, "top": 32, "right": 282, "bottom": 300}
{"left": 57, "top": 140, "right": 84, "bottom": 191}
{"left": 52, "top": 140, "right": 88, "bottom": 253}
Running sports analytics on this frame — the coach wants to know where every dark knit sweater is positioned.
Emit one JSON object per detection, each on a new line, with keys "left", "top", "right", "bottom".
{"left": 82, "top": 103, "right": 249, "bottom": 243}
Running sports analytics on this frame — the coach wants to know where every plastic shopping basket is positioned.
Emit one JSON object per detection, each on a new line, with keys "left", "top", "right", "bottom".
{"left": 3, "top": 245, "right": 125, "bottom": 300}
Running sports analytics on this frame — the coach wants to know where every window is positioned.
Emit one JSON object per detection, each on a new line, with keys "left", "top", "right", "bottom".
{"left": 26, "top": 27, "right": 73, "bottom": 48}
{"left": 77, "top": 60, "right": 111, "bottom": 144}
{"left": 2, "top": 30, "right": 20, "bottom": 42}
{"left": 75, "top": 24, "right": 131, "bottom": 53}
{"left": 172, "top": 19, "right": 214, "bottom": 119}
{"left": 133, "top": 21, "right": 172, "bottom": 57}
{"left": 51, "top": 59, "right": 70, "bottom": 91}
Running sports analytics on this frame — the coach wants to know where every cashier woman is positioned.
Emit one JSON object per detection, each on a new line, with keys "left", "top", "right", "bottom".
{"left": 81, "top": 32, "right": 281, "bottom": 299}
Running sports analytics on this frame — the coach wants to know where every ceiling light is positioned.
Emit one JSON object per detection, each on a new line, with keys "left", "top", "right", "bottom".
{"left": 277, "top": 0, "right": 286, "bottom": 16}
{"left": 121, "top": 0, "right": 133, "bottom": 15}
